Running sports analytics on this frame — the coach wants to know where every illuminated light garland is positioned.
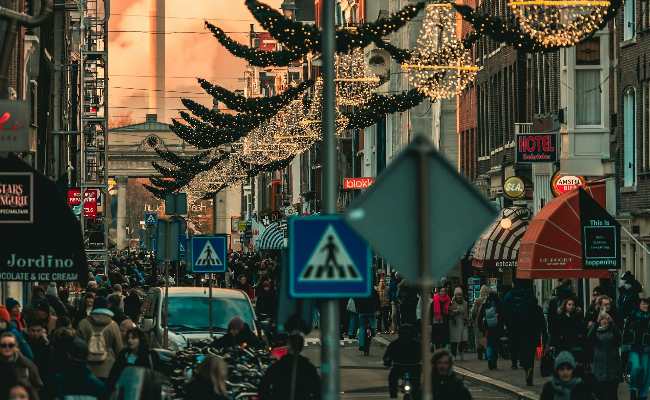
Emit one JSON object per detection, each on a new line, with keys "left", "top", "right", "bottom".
{"left": 244, "top": 0, "right": 426, "bottom": 53}
{"left": 335, "top": 48, "right": 381, "bottom": 106}
{"left": 344, "top": 89, "right": 427, "bottom": 130}
{"left": 509, "top": 0, "right": 610, "bottom": 47}
{"left": 403, "top": 3, "right": 478, "bottom": 100}
{"left": 197, "top": 78, "right": 313, "bottom": 113}
{"left": 302, "top": 78, "right": 349, "bottom": 138}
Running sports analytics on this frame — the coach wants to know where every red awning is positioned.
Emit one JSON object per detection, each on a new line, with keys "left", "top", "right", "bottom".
{"left": 516, "top": 183, "right": 610, "bottom": 279}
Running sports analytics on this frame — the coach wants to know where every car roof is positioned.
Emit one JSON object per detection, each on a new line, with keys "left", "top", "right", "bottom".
{"left": 150, "top": 287, "right": 249, "bottom": 300}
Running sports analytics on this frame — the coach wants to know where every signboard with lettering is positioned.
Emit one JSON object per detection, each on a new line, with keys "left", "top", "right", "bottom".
{"left": 0, "top": 172, "right": 33, "bottom": 223}
{"left": 579, "top": 189, "right": 620, "bottom": 269}
{"left": 67, "top": 188, "right": 99, "bottom": 219}
{"left": 551, "top": 172, "right": 586, "bottom": 197}
{"left": 503, "top": 176, "right": 526, "bottom": 200}
{"left": 516, "top": 132, "right": 558, "bottom": 163}
{"left": 343, "top": 177, "right": 375, "bottom": 190}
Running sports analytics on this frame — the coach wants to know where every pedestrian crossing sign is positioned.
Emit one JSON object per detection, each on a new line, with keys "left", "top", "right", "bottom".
{"left": 289, "top": 216, "right": 371, "bottom": 298}
{"left": 191, "top": 235, "right": 227, "bottom": 273}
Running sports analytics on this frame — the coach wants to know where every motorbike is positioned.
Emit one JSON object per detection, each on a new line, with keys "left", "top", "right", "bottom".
{"left": 393, "top": 362, "right": 420, "bottom": 400}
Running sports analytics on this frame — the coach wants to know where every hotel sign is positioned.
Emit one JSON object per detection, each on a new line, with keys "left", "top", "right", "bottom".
{"left": 516, "top": 132, "right": 558, "bottom": 163}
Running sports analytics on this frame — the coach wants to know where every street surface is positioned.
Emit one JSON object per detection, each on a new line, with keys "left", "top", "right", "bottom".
{"left": 302, "top": 334, "right": 518, "bottom": 400}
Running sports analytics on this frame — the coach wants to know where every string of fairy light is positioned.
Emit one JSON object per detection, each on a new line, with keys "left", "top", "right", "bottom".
{"left": 146, "top": 0, "right": 619, "bottom": 201}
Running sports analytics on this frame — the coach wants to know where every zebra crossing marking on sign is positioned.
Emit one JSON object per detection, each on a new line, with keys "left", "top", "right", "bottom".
{"left": 299, "top": 225, "right": 362, "bottom": 282}
{"left": 195, "top": 241, "right": 222, "bottom": 267}
{"left": 191, "top": 235, "right": 227, "bottom": 273}
{"left": 289, "top": 215, "right": 371, "bottom": 298}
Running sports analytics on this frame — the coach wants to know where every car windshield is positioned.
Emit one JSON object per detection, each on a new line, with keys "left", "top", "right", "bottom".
{"left": 167, "top": 296, "right": 255, "bottom": 332}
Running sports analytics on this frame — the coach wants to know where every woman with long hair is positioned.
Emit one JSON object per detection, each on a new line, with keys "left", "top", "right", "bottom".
{"left": 108, "top": 327, "right": 158, "bottom": 388}
{"left": 549, "top": 296, "right": 586, "bottom": 366}
{"left": 185, "top": 356, "right": 230, "bottom": 400}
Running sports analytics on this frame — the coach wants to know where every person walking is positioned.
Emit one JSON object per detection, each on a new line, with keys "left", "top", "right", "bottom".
{"left": 6, "top": 298, "right": 25, "bottom": 332}
{"left": 0, "top": 305, "right": 33, "bottom": 360}
{"left": 624, "top": 297, "right": 650, "bottom": 400}
{"left": 549, "top": 296, "right": 586, "bottom": 368}
{"left": 471, "top": 285, "right": 489, "bottom": 360}
{"left": 389, "top": 272, "right": 400, "bottom": 333}
{"left": 479, "top": 291, "right": 502, "bottom": 370}
{"left": 0, "top": 332, "right": 43, "bottom": 399}
{"left": 377, "top": 276, "right": 391, "bottom": 334}
{"left": 74, "top": 292, "right": 96, "bottom": 327}
{"left": 356, "top": 288, "right": 380, "bottom": 353}
{"left": 448, "top": 287, "right": 469, "bottom": 360}
{"left": 398, "top": 279, "right": 419, "bottom": 326}
{"left": 77, "top": 296, "right": 124, "bottom": 380}
{"left": 184, "top": 356, "right": 231, "bottom": 400}
{"left": 50, "top": 337, "right": 107, "bottom": 400}
{"left": 259, "top": 332, "right": 321, "bottom": 400}
{"left": 432, "top": 287, "right": 451, "bottom": 350}
{"left": 346, "top": 298, "right": 358, "bottom": 339}
{"left": 502, "top": 279, "right": 547, "bottom": 385}
{"left": 540, "top": 351, "right": 595, "bottom": 400}
{"left": 429, "top": 349, "right": 472, "bottom": 399}
{"left": 108, "top": 327, "right": 158, "bottom": 388}
{"left": 588, "top": 312, "right": 621, "bottom": 400}
{"left": 25, "top": 321, "right": 51, "bottom": 385}
{"left": 123, "top": 289, "right": 142, "bottom": 323}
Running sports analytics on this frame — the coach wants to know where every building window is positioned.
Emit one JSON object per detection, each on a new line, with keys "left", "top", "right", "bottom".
{"left": 641, "top": 0, "right": 650, "bottom": 30}
{"left": 625, "top": 0, "right": 636, "bottom": 40}
{"left": 624, "top": 87, "right": 637, "bottom": 187}
{"left": 574, "top": 38, "right": 602, "bottom": 126}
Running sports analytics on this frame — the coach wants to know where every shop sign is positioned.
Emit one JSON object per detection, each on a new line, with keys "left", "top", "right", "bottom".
{"left": 516, "top": 132, "right": 558, "bottom": 163}
{"left": 579, "top": 189, "right": 620, "bottom": 269}
{"left": 503, "top": 176, "right": 526, "bottom": 200}
{"left": 0, "top": 172, "right": 33, "bottom": 223}
{"left": 551, "top": 172, "right": 586, "bottom": 197}
{"left": 343, "top": 177, "right": 375, "bottom": 190}
{"left": 0, "top": 100, "right": 30, "bottom": 152}
{"left": 67, "top": 188, "right": 99, "bottom": 219}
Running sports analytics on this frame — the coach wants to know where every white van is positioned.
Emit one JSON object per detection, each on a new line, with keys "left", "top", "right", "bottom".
{"left": 141, "top": 286, "right": 257, "bottom": 350}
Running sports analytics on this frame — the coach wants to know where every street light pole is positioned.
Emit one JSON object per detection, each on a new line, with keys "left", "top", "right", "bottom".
{"left": 321, "top": 0, "right": 339, "bottom": 399}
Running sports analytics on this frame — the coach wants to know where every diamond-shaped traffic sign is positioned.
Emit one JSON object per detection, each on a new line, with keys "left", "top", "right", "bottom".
{"left": 144, "top": 211, "right": 158, "bottom": 226}
{"left": 345, "top": 136, "right": 496, "bottom": 282}
{"left": 289, "top": 215, "right": 371, "bottom": 298}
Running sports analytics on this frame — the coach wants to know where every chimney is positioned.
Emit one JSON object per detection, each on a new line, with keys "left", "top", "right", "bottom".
{"left": 145, "top": 113, "right": 157, "bottom": 123}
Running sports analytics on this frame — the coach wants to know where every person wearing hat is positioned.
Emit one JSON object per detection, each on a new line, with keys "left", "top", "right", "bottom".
{"left": 0, "top": 305, "right": 33, "bottom": 360}
{"left": 76, "top": 296, "right": 123, "bottom": 379}
{"left": 0, "top": 332, "right": 42, "bottom": 399}
{"left": 540, "top": 351, "right": 594, "bottom": 400}
{"left": 50, "top": 337, "right": 107, "bottom": 399}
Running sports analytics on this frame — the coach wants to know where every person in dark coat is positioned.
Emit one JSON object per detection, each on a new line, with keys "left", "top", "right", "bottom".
{"left": 398, "top": 280, "right": 419, "bottom": 326}
{"left": 624, "top": 298, "right": 650, "bottom": 400}
{"left": 502, "top": 280, "right": 547, "bottom": 385}
{"left": 108, "top": 294, "right": 128, "bottom": 325}
{"left": 25, "top": 320, "right": 51, "bottom": 385}
{"left": 184, "top": 355, "right": 230, "bottom": 400}
{"left": 549, "top": 296, "right": 586, "bottom": 366}
{"left": 49, "top": 337, "right": 107, "bottom": 400}
{"left": 356, "top": 289, "right": 380, "bottom": 352}
{"left": 540, "top": 351, "right": 595, "bottom": 400}
{"left": 618, "top": 272, "right": 642, "bottom": 322}
{"left": 587, "top": 312, "right": 620, "bottom": 400}
{"left": 255, "top": 280, "right": 277, "bottom": 318}
{"left": 0, "top": 332, "right": 43, "bottom": 399}
{"left": 212, "top": 317, "right": 261, "bottom": 349}
{"left": 478, "top": 291, "right": 502, "bottom": 370}
{"left": 0, "top": 305, "right": 33, "bottom": 360}
{"left": 383, "top": 324, "right": 421, "bottom": 398}
{"left": 547, "top": 280, "right": 575, "bottom": 338}
{"left": 123, "top": 289, "right": 142, "bottom": 323}
{"left": 74, "top": 292, "right": 96, "bottom": 327}
{"left": 108, "top": 327, "right": 158, "bottom": 388}
{"left": 428, "top": 349, "right": 472, "bottom": 400}
{"left": 258, "top": 332, "right": 321, "bottom": 400}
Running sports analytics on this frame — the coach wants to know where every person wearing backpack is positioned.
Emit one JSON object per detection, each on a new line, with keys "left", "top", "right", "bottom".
{"left": 77, "top": 296, "right": 123, "bottom": 380}
{"left": 479, "top": 291, "right": 502, "bottom": 370}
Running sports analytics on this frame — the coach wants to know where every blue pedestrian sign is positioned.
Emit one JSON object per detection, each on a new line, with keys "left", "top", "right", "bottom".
{"left": 144, "top": 211, "right": 158, "bottom": 226}
{"left": 289, "top": 215, "right": 371, "bottom": 298}
{"left": 191, "top": 235, "right": 227, "bottom": 273}
{"left": 178, "top": 235, "right": 187, "bottom": 259}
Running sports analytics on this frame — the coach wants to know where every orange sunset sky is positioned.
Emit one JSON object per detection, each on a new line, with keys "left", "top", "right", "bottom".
{"left": 108, "top": 0, "right": 283, "bottom": 124}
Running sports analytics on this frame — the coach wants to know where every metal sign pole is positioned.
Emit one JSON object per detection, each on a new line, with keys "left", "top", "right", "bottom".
{"left": 208, "top": 274, "right": 213, "bottom": 338}
{"left": 321, "top": 0, "right": 339, "bottom": 399}
{"left": 417, "top": 143, "right": 433, "bottom": 400}
{"left": 163, "top": 220, "right": 172, "bottom": 348}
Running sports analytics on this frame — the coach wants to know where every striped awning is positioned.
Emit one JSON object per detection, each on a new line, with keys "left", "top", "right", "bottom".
{"left": 472, "top": 207, "right": 529, "bottom": 270}
{"left": 256, "top": 222, "right": 286, "bottom": 250}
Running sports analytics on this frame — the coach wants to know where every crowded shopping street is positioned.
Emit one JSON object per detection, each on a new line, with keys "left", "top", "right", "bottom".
{"left": 1, "top": 0, "right": 650, "bottom": 399}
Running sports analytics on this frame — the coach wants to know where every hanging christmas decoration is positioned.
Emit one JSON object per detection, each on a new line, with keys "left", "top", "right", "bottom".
{"left": 402, "top": 3, "right": 479, "bottom": 100}
{"left": 335, "top": 47, "right": 380, "bottom": 106}
{"left": 344, "top": 89, "right": 427, "bottom": 130}
{"left": 301, "top": 78, "right": 349, "bottom": 138}
{"left": 272, "top": 100, "right": 319, "bottom": 149}
{"left": 508, "top": 0, "right": 610, "bottom": 47}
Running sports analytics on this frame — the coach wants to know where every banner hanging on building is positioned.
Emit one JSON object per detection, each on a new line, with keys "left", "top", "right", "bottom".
{"left": 579, "top": 189, "right": 621, "bottom": 269}
{"left": 0, "top": 172, "right": 33, "bottom": 223}
{"left": 0, "top": 100, "right": 30, "bottom": 152}
{"left": 516, "top": 132, "right": 558, "bottom": 163}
